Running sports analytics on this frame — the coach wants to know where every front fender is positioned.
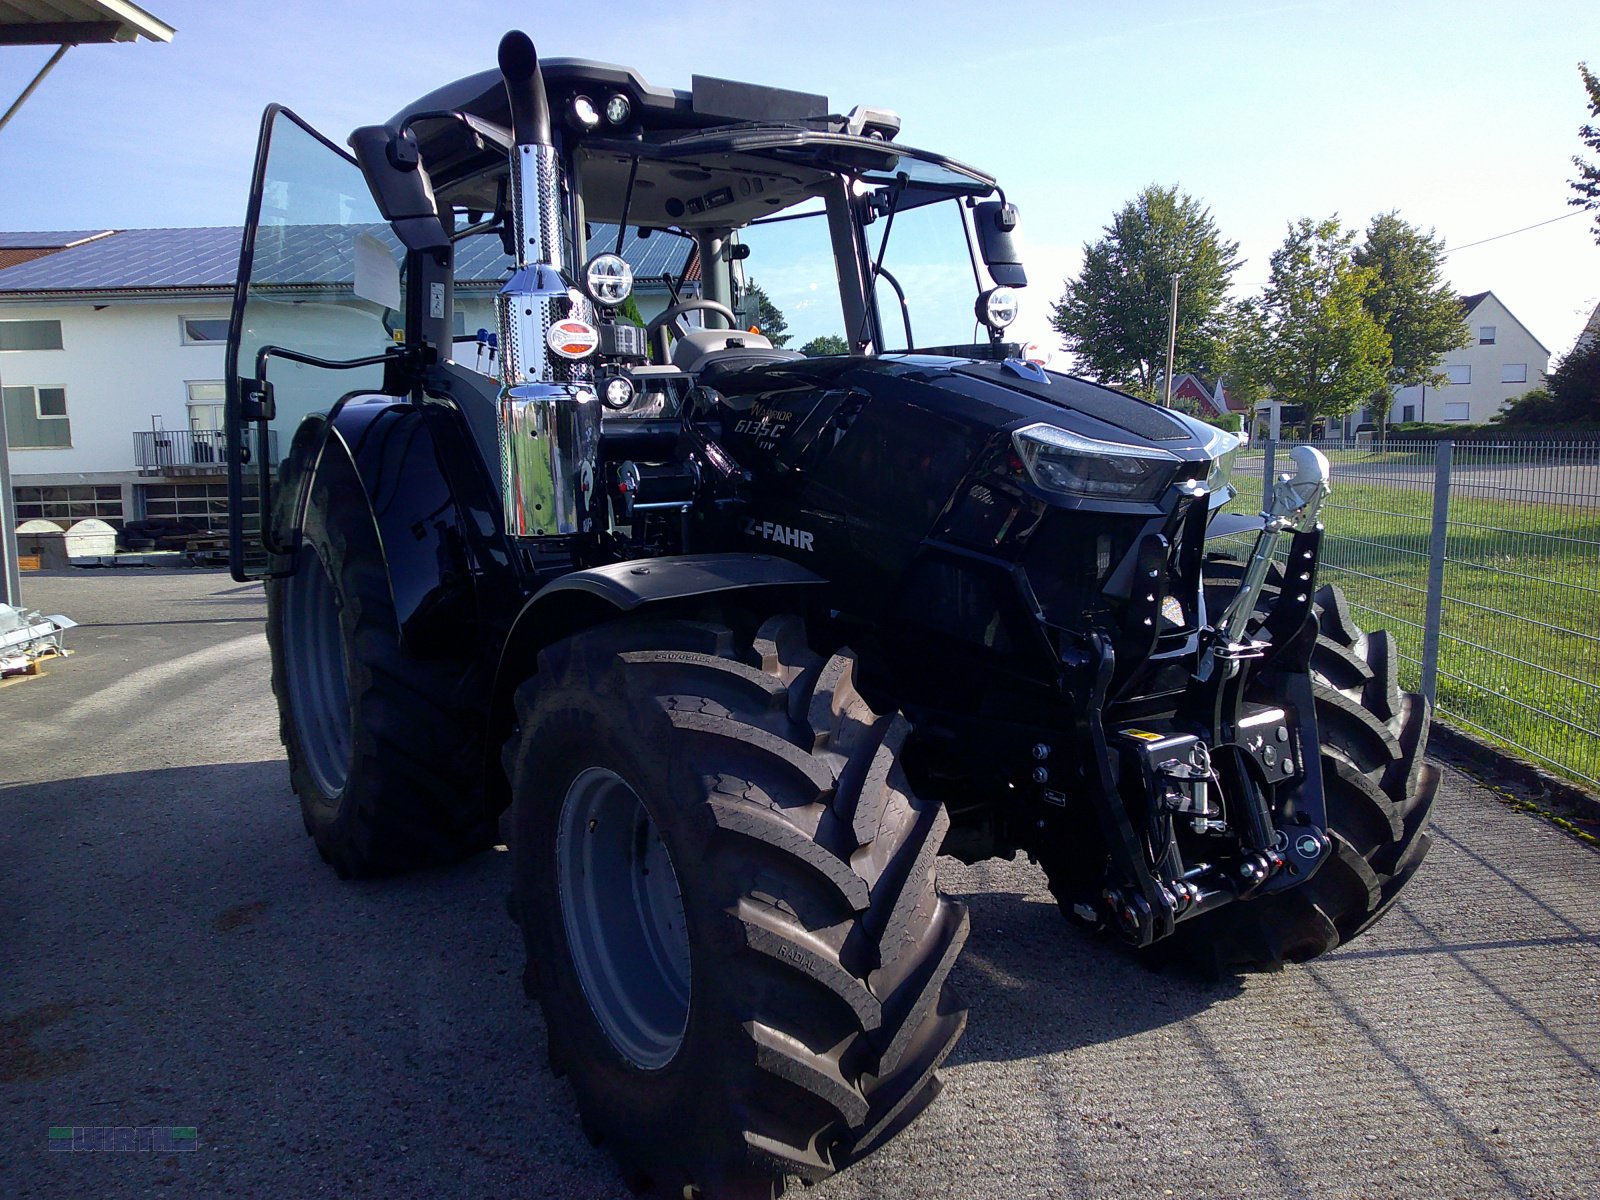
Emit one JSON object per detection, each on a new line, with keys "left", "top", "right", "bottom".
{"left": 483, "top": 553, "right": 827, "bottom": 811}
{"left": 323, "top": 394, "right": 506, "bottom": 654}
{"left": 1206, "top": 509, "right": 1265, "bottom": 542}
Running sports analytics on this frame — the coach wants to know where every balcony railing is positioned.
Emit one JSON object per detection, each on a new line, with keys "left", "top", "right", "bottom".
{"left": 133, "top": 429, "right": 274, "bottom": 475}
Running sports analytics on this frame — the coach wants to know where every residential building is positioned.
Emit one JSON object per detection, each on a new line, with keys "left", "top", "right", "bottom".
{"left": 0, "top": 225, "right": 695, "bottom": 530}
{"left": 1167, "top": 373, "right": 1236, "bottom": 419}
{"left": 1389, "top": 291, "right": 1548, "bottom": 426}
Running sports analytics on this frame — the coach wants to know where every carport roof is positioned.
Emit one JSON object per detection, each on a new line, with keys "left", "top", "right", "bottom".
{"left": 0, "top": 1, "right": 174, "bottom": 45}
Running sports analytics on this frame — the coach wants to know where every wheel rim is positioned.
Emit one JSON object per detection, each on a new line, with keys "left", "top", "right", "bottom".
{"left": 556, "top": 767, "right": 691, "bottom": 1070}
{"left": 283, "top": 547, "right": 353, "bottom": 798}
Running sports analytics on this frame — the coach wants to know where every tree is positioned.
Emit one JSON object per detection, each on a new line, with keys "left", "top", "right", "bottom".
{"left": 1570, "top": 61, "right": 1600, "bottom": 244}
{"left": 1494, "top": 336, "right": 1600, "bottom": 425}
{"left": 1353, "top": 212, "right": 1471, "bottom": 430}
{"left": 737, "top": 279, "right": 790, "bottom": 346}
{"left": 1230, "top": 217, "right": 1392, "bottom": 431}
{"left": 799, "top": 334, "right": 849, "bottom": 357}
{"left": 1050, "top": 184, "right": 1242, "bottom": 400}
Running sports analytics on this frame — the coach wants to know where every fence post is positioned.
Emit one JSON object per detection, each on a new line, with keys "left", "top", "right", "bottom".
{"left": 1261, "top": 440, "right": 1276, "bottom": 512}
{"left": 1419, "top": 440, "right": 1452, "bottom": 707}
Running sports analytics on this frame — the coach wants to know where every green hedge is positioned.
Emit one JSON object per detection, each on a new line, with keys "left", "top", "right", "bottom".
{"left": 1384, "top": 422, "right": 1600, "bottom": 443}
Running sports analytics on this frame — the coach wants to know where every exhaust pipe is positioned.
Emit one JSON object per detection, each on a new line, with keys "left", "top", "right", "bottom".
{"left": 496, "top": 30, "right": 599, "bottom": 538}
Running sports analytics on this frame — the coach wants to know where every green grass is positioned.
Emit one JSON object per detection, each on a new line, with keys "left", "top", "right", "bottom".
{"left": 1219, "top": 469, "right": 1600, "bottom": 791}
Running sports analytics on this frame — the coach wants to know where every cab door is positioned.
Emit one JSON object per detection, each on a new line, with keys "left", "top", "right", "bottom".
{"left": 225, "top": 106, "right": 403, "bottom": 579}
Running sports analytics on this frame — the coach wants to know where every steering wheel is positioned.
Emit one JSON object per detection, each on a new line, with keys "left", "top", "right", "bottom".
{"left": 644, "top": 299, "right": 741, "bottom": 364}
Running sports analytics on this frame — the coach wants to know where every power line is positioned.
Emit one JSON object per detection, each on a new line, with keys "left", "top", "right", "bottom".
{"left": 1443, "top": 209, "right": 1587, "bottom": 256}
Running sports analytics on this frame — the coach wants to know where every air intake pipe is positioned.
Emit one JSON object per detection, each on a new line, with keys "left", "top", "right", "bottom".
{"left": 496, "top": 29, "right": 599, "bottom": 538}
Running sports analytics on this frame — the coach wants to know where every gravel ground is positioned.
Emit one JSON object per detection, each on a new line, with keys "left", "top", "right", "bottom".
{"left": 3, "top": 569, "right": 1598, "bottom": 1199}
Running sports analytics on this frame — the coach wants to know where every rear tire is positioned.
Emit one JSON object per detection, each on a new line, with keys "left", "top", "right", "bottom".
{"left": 506, "top": 614, "right": 967, "bottom": 1198}
{"left": 266, "top": 455, "right": 494, "bottom": 878}
{"left": 1159, "top": 563, "right": 1439, "bottom": 972}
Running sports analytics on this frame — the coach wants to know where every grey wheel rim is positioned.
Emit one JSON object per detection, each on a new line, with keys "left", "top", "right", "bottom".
{"left": 284, "top": 548, "right": 352, "bottom": 798}
{"left": 556, "top": 767, "right": 691, "bottom": 1070}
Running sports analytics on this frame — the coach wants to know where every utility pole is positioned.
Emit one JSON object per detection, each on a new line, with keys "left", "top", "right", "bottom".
{"left": 1162, "top": 273, "right": 1180, "bottom": 408}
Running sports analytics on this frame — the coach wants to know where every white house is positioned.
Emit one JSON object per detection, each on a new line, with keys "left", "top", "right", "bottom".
{"left": 1389, "top": 291, "right": 1548, "bottom": 426}
{"left": 0, "top": 225, "right": 695, "bottom": 530}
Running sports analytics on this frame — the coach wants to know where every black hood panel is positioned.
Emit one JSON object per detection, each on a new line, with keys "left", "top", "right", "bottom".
{"left": 950, "top": 363, "right": 1190, "bottom": 442}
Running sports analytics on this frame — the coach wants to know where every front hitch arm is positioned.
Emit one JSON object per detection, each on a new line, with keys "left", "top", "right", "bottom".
{"left": 1199, "top": 444, "right": 1331, "bottom": 682}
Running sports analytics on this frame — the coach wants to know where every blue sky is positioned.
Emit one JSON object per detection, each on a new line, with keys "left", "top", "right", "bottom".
{"left": 2, "top": 0, "right": 1597, "bottom": 358}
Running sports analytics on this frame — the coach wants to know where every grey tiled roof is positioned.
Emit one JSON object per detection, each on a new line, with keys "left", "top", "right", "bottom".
{"left": 0, "top": 227, "right": 241, "bottom": 292}
{"left": 0, "top": 230, "right": 113, "bottom": 249}
{"left": 454, "top": 224, "right": 692, "bottom": 289}
{"left": 589, "top": 225, "right": 696, "bottom": 281}
{"left": 0, "top": 223, "right": 692, "bottom": 295}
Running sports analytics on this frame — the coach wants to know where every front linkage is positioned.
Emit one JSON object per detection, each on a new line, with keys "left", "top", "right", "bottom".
{"left": 1077, "top": 447, "right": 1336, "bottom": 948}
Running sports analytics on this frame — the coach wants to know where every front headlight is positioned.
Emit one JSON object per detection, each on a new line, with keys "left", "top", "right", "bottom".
{"left": 583, "top": 253, "right": 633, "bottom": 308}
{"left": 1207, "top": 438, "right": 1241, "bottom": 495}
{"left": 1163, "top": 410, "right": 1241, "bottom": 503}
{"left": 1011, "top": 422, "right": 1182, "bottom": 503}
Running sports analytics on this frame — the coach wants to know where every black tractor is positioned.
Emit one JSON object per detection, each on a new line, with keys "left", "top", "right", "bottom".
{"left": 225, "top": 30, "right": 1437, "bottom": 1200}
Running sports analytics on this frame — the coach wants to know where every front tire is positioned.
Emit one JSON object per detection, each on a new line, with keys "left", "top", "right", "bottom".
{"left": 266, "top": 454, "right": 494, "bottom": 878}
{"left": 506, "top": 614, "right": 967, "bottom": 1198}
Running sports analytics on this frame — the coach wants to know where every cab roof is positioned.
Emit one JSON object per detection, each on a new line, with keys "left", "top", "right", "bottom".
{"left": 388, "top": 58, "right": 994, "bottom": 228}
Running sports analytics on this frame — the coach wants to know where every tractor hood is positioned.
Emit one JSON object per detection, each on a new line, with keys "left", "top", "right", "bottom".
{"left": 710, "top": 353, "right": 1221, "bottom": 463}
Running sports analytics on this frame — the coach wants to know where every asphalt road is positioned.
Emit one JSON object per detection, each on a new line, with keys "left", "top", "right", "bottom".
{"left": 4, "top": 570, "right": 1598, "bottom": 1199}
{"left": 1239, "top": 450, "right": 1600, "bottom": 509}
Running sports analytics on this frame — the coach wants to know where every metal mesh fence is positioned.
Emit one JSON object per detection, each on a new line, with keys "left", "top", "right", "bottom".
{"left": 1223, "top": 439, "right": 1600, "bottom": 791}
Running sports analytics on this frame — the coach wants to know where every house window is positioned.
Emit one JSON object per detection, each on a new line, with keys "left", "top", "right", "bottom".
{"left": 1443, "top": 401, "right": 1471, "bottom": 422}
{"left": 0, "top": 319, "right": 63, "bottom": 351}
{"left": 187, "top": 380, "right": 226, "bottom": 437}
{"left": 1500, "top": 363, "right": 1528, "bottom": 384}
{"left": 180, "top": 317, "right": 230, "bottom": 345}
{"left": 1444, "top": 363, "right": 1471, "bottom": 385}
{"left": 3, "top": 385, "right": 71, "bottom": 448}
{"left": 1401, "top": 404, "right": 1416, "bottom": 423}
{"left": 12, "top": 484, "right": 123, "bottom": 528}
{"left": 1478, "top": 325, "right": 1496, "bottom": 345}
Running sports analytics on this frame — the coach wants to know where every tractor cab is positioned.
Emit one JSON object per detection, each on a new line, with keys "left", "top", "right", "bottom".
{"left": 225, "top": 40, "right": 1027, "bottom": 571}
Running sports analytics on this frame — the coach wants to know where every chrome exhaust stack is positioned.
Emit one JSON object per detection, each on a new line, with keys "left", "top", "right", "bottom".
{"left": 496, "top": 30, "right": 599, "bottom": 537}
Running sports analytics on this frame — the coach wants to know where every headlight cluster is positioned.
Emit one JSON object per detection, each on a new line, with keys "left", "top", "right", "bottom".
{"left": 1011, "top": 422, "right": 1181, "bottom": 503}
{"left": 1206, "top": 439, "right": 1242, "bottom": 496}
{"left": 584, "top": 253, "right": 633, "bottom": 307}
{"left": 976, "top": 286, "right": 1018, "bottom": 330}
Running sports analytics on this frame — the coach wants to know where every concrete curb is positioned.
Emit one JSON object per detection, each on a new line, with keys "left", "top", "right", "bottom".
{"left": 1428, "top": 717, "right": 1600, "bottom": 844}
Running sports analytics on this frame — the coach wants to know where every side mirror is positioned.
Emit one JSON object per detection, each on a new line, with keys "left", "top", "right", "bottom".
{"left": 348, "top": 126, "right": 450, "bottom": 253}
{"left": 973, "top": 200, "right": 1026, "bottom": 288}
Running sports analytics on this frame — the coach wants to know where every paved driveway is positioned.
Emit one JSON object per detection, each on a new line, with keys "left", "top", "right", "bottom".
{"left": 3, "top": 570, "right": 1598, "bottom": 1199}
